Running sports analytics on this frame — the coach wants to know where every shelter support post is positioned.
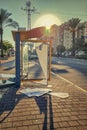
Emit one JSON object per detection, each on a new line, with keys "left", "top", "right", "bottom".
{"left": 15, "top": 32, "right": 20, "bottom": 87}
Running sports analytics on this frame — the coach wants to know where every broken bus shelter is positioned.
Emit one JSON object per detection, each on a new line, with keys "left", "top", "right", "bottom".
{"left": 12, "top": 26, "right": 52, "bottom": 87}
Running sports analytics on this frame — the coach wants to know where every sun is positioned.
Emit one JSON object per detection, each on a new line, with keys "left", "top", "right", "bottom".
{"left": 33, "top": 14, "right": 61, "bottom": 28}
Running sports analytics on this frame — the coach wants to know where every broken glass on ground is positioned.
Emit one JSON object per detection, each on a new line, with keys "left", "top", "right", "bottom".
{"left": 20, "top": 88, "right": 52, "bottom": 97}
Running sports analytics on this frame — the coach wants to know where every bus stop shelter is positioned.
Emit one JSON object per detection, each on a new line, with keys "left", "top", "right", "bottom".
{"left": 12, "top": 27, "right": 52, "bottom": 87}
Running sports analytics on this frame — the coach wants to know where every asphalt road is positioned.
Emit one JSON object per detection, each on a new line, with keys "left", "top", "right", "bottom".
{"left": 1, "top": 57, "right": 87, "bottom": 92}
{"left": 0, "top": 60, "right": 15, "bottom": 68}
{"left": 51, "top": 57, "right": 87, "bottom": 91}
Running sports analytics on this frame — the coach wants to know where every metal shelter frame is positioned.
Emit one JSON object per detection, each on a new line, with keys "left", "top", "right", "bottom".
{"left": 12, "top": 27, "right": 52, "bottom": 87}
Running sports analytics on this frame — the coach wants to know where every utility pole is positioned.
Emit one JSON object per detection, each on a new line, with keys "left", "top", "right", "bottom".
{"left": 21, "top": 0, "right": 39, "bottom": 30}
{"left": 21, "top": 1, "right": 39, "bottom": 79}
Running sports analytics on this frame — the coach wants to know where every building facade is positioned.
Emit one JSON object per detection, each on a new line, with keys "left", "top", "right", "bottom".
{"left": 50, "top": 24, "right": 59, "bottom": 54}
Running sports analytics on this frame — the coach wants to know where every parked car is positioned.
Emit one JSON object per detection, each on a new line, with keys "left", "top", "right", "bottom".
{"left": 75, "top": 51, "right": 85, "bottom": 56}
{"left": 29, "top": 54, "right": 38, "bottom": 60}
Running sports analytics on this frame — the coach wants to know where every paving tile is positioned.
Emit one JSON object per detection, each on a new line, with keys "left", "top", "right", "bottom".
{"left": 18, "top": 126, "right": 29, "bottom": 130}
{"left": 6, "top": 128, "right": 17, "bottom": 130}
{"left": 77, "top": 126, "right": 87, "bottom": 130}
{"left": 78, "top": 115, "right": 87, "bottom": 120}
{"left": 22, "top": 120, "right": 32, "bottom": 125}
{"left": 0, "top": 122, "right": 13, "bottom": 129}
{"left": 12, "top": 121, "right": 22, "bottom": 127}
{"left": 59, "top": 121, "right": 70, "bottom": 127}
{"left": 60, "top": 116, "right": 70, "bottom": 121}
{"left": 57, "top": 128, "right": 67, "bottom": 130}
{"left": 69, "top": 116, "right": 78, "bottom": 120}
{"left": 68, "top": 121, "right": 79, "bottom": 127}
{"left": 29, "top": 125, "right": 39, "bottom": 130}
{"left": 78, "top": 119, "right": 87, "bottom": 125}
{"left": 66, "top": 127, "right": 78, "bottom": 130}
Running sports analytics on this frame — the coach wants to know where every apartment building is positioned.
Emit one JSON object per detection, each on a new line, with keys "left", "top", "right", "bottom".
{"left": 41, "top": 21, "right": 87, "bottom": 55}
{"left": 50, "top": 24, "right": 59, "bottom": 54}
{"left": 83, "top": 22, "right": 87, "bottom": 43}
{"left": 63, "top": 29, "right": 72, "bottom": 50}
{"left": 59, "top": 21, "right": 87, "bottom": 51}
{"left": 58, "top": 23, "right": 73, "bottom": 50}
{"left": 77, "top": 22, "right": 87, "bottom": 43}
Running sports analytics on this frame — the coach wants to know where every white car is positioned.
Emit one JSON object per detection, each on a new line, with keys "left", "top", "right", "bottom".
{"left": 75, "top": 51, "right": 85, "bottom": 56}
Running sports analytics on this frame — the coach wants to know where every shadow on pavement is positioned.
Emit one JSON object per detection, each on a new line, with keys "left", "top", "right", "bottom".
{"left": 0, "top": 85, "right": 54, "bottom": 130}
{"left": 3, "top": 66, "right": 15, "bottom": 71}
{"left": 51, "top": 68, "right": 69, "bottom": 74}
{"left": 0, "top": 85, "right": 26, "bottom": 123}
{"left": 35, "top": 94, "right": 54, "bottom": 130}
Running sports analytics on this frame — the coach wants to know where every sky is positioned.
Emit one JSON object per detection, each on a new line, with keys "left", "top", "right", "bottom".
{"left": 0, "top": 0, "right": 87, "bottom": 44}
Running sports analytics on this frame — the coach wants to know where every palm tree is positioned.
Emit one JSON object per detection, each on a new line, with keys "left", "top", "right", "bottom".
{"left": 68, "top": 18, "right": 81, "bottom": 56}
{"left": 77, "top": 23, "right": 85, "bottom": 38}
{"left": 0, "top": 8, "right": 19, "bottom": 57}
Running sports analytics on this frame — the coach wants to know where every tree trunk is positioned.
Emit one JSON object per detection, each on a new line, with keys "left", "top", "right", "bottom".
{"left": 0, "top": 28, "right": 3, "bottom": 57}
{"left": 72, "top": 31, "right": 75, "bottom": 56}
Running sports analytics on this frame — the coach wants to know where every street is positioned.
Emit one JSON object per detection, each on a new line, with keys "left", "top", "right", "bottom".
{"left": 52, "top": 57, "right": 87, "bottom": 92}
{"left": 0, "top": 57, "right": 87, "bottom": 92}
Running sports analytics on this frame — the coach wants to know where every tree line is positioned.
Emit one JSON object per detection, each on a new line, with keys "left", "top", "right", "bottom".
{"left": 0, "top": 8, "right": 19, "bottom": 57}
{"left": 56, "top": 18, "right": 87, "bottom": 56}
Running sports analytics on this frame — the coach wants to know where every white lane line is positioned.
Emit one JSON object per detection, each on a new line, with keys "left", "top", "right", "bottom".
{"left": 51, "top": 71, "right": 87, "bottom": 95}
{"left": 0, "top": 74, "right": 15, "bottom": 78}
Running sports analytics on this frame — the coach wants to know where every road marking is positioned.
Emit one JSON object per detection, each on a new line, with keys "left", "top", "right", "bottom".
{"left": 0, "top": 73, "right": 15, "bottom": 78}
{"left": 51, "top": 71, "right": 87, "bottom": 95}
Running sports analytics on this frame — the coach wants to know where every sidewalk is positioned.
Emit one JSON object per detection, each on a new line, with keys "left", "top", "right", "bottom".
{"left": 0, "top": 57, "right": 15, "bottom": 64}
{"left": 0, "top": 73, "right": 87, "bottom": 130}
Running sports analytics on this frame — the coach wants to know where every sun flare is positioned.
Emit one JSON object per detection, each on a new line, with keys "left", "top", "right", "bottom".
{"left": 33, "top": 14, "right": 61, "bottom": 28}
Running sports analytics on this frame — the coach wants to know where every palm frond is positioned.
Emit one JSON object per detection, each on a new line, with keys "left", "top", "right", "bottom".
{"left": 0, "top": 8, "right": 12, "bottom": 26}
{"left": 5, "top": 19, "right": 19, "bottom": 28}
{"left": 77, "top": 23, "right": 85, "bottom": 30}
{"left": 0, "top": 8, "right": 19, "bottom": 29}
{"left": 68, "top": 18, "right": 81, "bottom": 29}
{"left": 4, "top": 18, "right": 13, "bottom": 25}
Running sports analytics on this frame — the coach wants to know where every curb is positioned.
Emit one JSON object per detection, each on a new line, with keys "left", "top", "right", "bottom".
{"left": 0, "top": 57, "right": 15, "bottom": 65}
